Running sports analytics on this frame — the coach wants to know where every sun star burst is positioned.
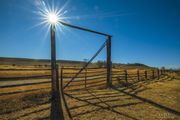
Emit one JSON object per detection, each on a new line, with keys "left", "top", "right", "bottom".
{"left": 34, "top": 0, "right": 69, "bottom": 29}
{"left": 48, "top": 12, "right": 58, "bottom": 24}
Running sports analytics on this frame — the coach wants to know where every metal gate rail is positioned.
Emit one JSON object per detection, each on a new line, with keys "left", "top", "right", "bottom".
{"left": 63, "top": 40, "right": 107, "bottom": 89}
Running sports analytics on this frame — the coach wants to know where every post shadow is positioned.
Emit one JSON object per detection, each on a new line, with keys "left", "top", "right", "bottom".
{"left": 111, "top": 85, "right": 180, "bottom": 116}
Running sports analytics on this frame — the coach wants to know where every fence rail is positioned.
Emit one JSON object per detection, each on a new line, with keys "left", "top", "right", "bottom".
{"left": 59, "top": 67, "right": 167, "bottom": 120}
{"left": 61, "top": 67, "right": 166, "bottom": 92}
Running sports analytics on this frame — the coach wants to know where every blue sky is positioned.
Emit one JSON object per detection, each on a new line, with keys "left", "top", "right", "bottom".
{"left": 0, "top": 0, "right": 179, "bottom": 68}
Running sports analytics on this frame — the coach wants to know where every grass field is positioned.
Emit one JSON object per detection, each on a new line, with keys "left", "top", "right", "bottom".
{"left": 0, "top": 65, "right": 179, "bottom": 120}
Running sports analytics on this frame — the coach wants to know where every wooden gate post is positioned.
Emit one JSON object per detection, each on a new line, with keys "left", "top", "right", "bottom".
{"left": 51, "top": 25, "right": 57, "bottom": 96}
{"left": 56, "top": 64, "right": 60, "bottom": 93}
{"left": 107, "top": 36, "right": 112, "bottom": 88}
{"left": 50, "top": 25, "right": 64, "bottom": 120}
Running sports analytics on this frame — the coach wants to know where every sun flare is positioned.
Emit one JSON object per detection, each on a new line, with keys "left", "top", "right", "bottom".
{"left": 34, "top": 0, "right": 69, "bottom": 29}
{"left": 48, "top": 12, "right": 59, "bottom": 25}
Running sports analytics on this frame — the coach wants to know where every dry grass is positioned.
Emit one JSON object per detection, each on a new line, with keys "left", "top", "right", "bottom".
{"left": 0, "top": 65, "right": 179, "bottom": 120}
{"left": 0, "top": 83, "right": 51, "bottom": 120}
{"left": 64, "top": 75, "right": 180, "bottom": 120}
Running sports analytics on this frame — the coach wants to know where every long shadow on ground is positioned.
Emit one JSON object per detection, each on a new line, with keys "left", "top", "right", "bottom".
{"left": 64, "top": 89, "right": 141, "bottom": 120}
{"left": 111, "top": 85, "right": 180, "bottom": 116}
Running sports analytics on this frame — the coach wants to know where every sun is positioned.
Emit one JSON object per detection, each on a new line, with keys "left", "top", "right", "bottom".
{"left": 34, "top": 0, "right": 68, "bottom": 29}
{"left": 48, "top": 12, "right": 59, "bottom": 25}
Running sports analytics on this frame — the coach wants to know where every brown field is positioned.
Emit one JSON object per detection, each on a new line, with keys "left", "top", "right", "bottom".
{"left": 0, "top": 65, "right": 179, "bottom": 120}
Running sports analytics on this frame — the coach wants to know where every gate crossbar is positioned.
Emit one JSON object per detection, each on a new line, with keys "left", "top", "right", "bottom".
{"left": 59, "top": 21, "right": 111, "bottom": 37}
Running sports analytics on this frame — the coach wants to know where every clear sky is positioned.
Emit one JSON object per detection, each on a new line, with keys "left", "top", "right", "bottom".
{"left": 0, "top": 0, "right": 179, "bottom": 68}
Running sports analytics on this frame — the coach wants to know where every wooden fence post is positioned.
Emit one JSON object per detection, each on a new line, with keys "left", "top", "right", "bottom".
{"left": 60, "top": 66, "right": 64, "bottom": 89}
{"left": 152, "top": 69, "right": 154, "bottom": 79}
{"left": 124, "top": 70, "right": 128, "bottom": 84}
{"left": 85, "top": 68, "right": 87, "bottom": 88}
{"left": 157, "top": 69, "right": 159, "bottom": 79}
{"left": 160, "top": 69, "right": 162, "bottom": 75}
{"left": 144, "top": 70, "right": 147, "bottom": 80}
{"left": 137, "top": 70, "right": 140, "bottom": 81}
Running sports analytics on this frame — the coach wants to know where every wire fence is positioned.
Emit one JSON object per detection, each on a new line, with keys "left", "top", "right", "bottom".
{"left": 112, "top": 68, "right": 165, "bottom": 86}
{"left": 60, "top": 67, "right": 167, "bottom": 92}
{"left": 0, "top": 67, "right": 167, "bottom": 89}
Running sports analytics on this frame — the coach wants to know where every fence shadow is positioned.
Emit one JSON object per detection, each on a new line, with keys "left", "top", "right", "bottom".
{"left": 0, "top": 81, "right": 50, "bottom": 88}
{"left": 0, "top": 80, "right": 51, "bottom": 119}
{"left": 113, "top": 74, "right": 175, "bottom": 95}
{"left": 64, "top": 89, "right": 142, "bottom": 120}
{"left": 0, "top": 75, "right": 51, "bottom": 81}
{"left": 111, "top": 85, "right": 180, "bottom": 116}
{"left": 0, "top": 98, "right": 51, "bottom": 120}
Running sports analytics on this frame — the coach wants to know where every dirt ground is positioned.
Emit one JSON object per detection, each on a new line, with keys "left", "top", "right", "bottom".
{"left": 0, "top": 73, "right": 180, "bottom": 120}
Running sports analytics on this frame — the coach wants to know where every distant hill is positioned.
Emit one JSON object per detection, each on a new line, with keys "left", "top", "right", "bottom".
{"left": 113, "top": 63, "right": 153, "bottom": 69}
{"left": 0, "top": 57, "right": 87, "bottom": 67}
{"left": 0, "top": 57, "right": 153, "bottom": 69}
